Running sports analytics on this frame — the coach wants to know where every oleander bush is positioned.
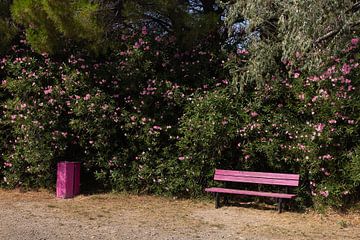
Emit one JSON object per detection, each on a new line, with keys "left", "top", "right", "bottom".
{"left": 178, "top": 38, "right": 360, "bottom": 206}
{"left": 0, "top": 30, "right": 227, "bottom": 196}
{"left": 0, "top": 0, "right": 359, "bottom": 209}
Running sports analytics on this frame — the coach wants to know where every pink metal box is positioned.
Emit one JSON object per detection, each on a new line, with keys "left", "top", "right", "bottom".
{"left": 56, "top": 162, "right": 80, "bottom": 198}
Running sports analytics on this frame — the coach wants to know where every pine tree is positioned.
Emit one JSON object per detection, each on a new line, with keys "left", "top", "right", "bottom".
{"left": 0, "top": 0, "right": 17, "bottom": 53}
{"left": 122, "top": 0, "right": 223, "bottom": 49}
{"left": 11, "top": 0, "right": 105, "bottom": 54}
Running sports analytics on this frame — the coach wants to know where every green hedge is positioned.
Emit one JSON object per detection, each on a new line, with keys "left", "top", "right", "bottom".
{"left": 1, "top": 33, "right": 359, "bottom": 208}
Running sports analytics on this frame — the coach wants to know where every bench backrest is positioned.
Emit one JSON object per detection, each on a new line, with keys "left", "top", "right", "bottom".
{"left": 214, "top": 169, "right": 300, "bottom": 187}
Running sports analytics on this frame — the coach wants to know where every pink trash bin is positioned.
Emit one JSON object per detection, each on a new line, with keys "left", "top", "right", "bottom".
{"left": 56, "top": 162, "right": 80, "bottom": 198}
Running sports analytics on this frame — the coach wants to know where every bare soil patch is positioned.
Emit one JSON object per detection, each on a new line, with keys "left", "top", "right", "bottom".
{"left": 0, "top": 189, "right": 359, "bottom": 240}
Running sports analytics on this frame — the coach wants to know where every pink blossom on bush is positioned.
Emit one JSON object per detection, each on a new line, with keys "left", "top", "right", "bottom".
{"left": 321, "top": 154, "right": 333, "bottom": 160}
{"left": 250, "top": 111, "right": 258, "bottom": 117}
{"left": 44, "top": 86, "right": 53, "bottom": 95}
{"left": 152, "top": 125, "right": 162, "bottom": 131}
{"left": 141, "top": 26, "right": 148, "bottom": 35}
{"left": 308, "top": 76, "right": 320, "bottom": 82}
{"left": 83, "top": 94, "right": 91, "bottom": 101}
{"left": 298, "top": 93, "right": 305, "bottom": 100}
{"left": 341, "top": 63, "right": 351, "bottom": 75}
{"left": 134, "top": 42, "right": 141, "bottom": 49}
{"left": 351, "top": 38, "right": 359, "bottom": 45}
{"left": 319, "top": 190, "right": 329, "bottom": 197}
{"left": 237, "top": 49, "right": 249, "bottom": 55}
{"left": 4, "top": 162, "right": 12, "bottom": 167}
{"left": 155, "top": 36, "right": 161, "bottom": 42}
{"left": 314, "top": 123, "right": 325, "bottom": 132}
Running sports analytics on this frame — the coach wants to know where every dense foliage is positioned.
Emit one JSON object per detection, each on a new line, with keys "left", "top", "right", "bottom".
{"left": 0, "top": 0, "right": 359, "bottom": 209}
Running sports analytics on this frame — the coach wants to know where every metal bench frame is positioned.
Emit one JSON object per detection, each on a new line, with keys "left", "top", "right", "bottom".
{"left": 205, "top": 169, "right": 300, "bottom": 213}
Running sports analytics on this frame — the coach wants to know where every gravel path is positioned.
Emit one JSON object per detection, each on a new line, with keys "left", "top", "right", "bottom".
{"left": 0, "top": 190, "right": 359, "bottom": 240}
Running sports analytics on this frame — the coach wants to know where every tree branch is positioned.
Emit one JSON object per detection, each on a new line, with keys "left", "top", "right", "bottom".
{"left": 314, "top": 20, "right": 360, "bottom": 44}
{"left": 143, "top": 14, "right": 173, "bottom": 33}
{"left": 346, "top": 1, "right": 360, "bottom": 13}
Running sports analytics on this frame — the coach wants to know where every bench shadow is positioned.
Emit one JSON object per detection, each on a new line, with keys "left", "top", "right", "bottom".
{"left": 218, "top": 195, "right": 304, "bottom": 213}
{"left": 225, "top": 201, "right": 277, "bottom": 211}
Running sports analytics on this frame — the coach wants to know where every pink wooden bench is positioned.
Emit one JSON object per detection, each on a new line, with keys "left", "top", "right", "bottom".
{"left": 205, "top": 169, "right": 300, "bottom": 213}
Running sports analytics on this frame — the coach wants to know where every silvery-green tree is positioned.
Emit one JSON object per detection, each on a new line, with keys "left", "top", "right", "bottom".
{"left": 221, "top": 0, "right": 360, "bottom": 89}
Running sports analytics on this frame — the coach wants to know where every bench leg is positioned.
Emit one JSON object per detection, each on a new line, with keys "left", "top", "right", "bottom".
{"left": 215, "top": 192, "right": 220, "bottom": 209}
{"left": 277, "top": 198, "right": 283, "bottom": 213}
{"left": 224, "top": 195, "right": 229, "bottom": 206}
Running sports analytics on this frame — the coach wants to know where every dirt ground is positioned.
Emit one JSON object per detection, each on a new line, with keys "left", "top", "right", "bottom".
{"left": 0, "top": 189, "right": 360, "bottom": 240}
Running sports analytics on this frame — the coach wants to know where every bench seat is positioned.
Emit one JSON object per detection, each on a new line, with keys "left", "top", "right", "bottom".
{"left": 205, "top": 187, "right": 296, "bottom": 199}
{"left": 205, "top": 169, "right": 300, "bottom": 212}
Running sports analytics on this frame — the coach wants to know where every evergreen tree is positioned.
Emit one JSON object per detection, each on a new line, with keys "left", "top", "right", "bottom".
{"left": 122, "top": 0, "right": 223, "bottom": 49}
{"left": 11, "top": 0, "right": 105, "bottom": 54}
{"left": 0, "top": 0, "right": 17, "bottom": 53}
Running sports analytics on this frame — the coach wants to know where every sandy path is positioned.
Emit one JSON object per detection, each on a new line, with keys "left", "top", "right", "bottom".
{"left": 0, "top": 190, "right": 359, "bottom": 240}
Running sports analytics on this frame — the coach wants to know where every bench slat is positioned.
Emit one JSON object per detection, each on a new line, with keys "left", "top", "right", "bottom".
{"left": 215, "top": 169, "right": 300, "bottom": 180}
{"left": 214, "top": 175, "right": 299, "bottom": 186}
{"left": 205, "top": 187, "right": 296, "bottom": 199}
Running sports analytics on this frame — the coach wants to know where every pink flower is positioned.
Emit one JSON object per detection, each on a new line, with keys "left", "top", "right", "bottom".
{"left": 298, "top": 93, "right": 305, "bottom": 100}
{"left": 178, "top": 156, "right": 185, "bottom": 161}
{"left": 250, "top": 111, "right": 258, "bottom": 117}
{"left": 134, "top": 42, "right": 140, "bottom": 49}
{"left": 341, "top": 63, "right": 351, "bottom": 75}
{"left": 320, "top": 190, "right": 329, "bottom": 197}
{"left": 222, "top": 79, "right": 229, "bottom": 85}
{"left": 222, "top": 120, "right": 228, "bottom": 125}
{"left": 351, "top": 38, "right": 359, "bottom": 45}
{"left": 314, "top": 123, "right": 325, "bottom": 132}
{"left": 244, "top": 155, "right": 250, "bottom": 160}
{"left": 308, "top": 76, "right": 320, "bottom": 82}
{"left": 4, "top": 162, "right": 12, "bottom": 167}
{"left": 293, "top": 72, "right": 300, "bottom": 78}
{"left": 237, "top": 49, "right": 249, "bottom": 55}
{"left": 152, "top": 125, "right": 162, "bottom": 130}
{"left": 328, "top": 119, "right": 337, "bottom": 124}
{"left": 322, "top": 154, "right": 333, "bottom": 160}
{"left": 83, "top": 94, "right": 91, "bottom": 101}
{"left": 44, "top": 86, "right": 53, "bottom": 95}
{"left": 141, "top": 26, "right": 148, "bottom": 35}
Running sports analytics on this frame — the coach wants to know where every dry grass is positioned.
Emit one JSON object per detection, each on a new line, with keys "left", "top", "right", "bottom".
{"left": 1, "top": 189, "right": 360, "bottom": 240}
